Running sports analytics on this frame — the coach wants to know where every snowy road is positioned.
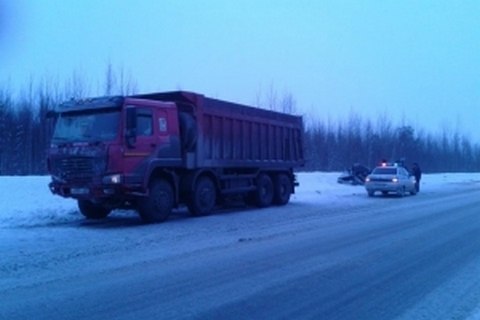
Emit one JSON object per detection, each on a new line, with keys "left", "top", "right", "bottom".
{"left": 1, "top": 174, "right": 480, "bottom": 319}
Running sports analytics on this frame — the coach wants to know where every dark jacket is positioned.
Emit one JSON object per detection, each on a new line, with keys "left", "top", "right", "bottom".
{"left": 411, "top": 164, "right": 422, "bottom": 180}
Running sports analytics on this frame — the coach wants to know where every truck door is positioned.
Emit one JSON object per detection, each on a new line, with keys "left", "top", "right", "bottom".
{"left": 136, "top": 107, "right": 156, "bottom": 150}
{"left": 123, "top": 106, "right": 157, "bottom": 183}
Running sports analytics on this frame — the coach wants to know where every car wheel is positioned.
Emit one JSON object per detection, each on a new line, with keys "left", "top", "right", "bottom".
{"left": 410, "top": 187, "right": 417, "bottom": 196}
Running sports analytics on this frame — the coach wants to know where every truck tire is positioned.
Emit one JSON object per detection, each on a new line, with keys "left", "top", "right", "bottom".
{"left": 187, "top": 176, "right": 216, "bottom": 217}
{"left": 254, "top": 173, "right": 274, "bottom": 208}
{"left": 273, "top": 173, "right": 292, "bottom": 206}
{"left": 138, "top": 179, "right": 173, "bottom": 223}
{"left": 77, "top": 200, "right": 111, "bottom": 219}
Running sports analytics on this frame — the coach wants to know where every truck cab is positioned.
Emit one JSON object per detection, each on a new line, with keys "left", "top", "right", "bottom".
{"left": 47, "top": 96, "right": 181, "bottom": 217}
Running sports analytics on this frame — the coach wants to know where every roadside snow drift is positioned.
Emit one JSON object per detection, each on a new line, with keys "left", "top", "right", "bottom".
{"left": 1, "top": 172, "right": 479, "bottom": 228}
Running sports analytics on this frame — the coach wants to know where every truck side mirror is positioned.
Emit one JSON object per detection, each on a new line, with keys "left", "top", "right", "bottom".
{"left": 125, "top": 106, "right": 137, "bottom": 148}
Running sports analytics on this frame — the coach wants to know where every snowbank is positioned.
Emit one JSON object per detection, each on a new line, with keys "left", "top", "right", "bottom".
{"left": 0, "top": 172, "right": 479, "bottom": 228}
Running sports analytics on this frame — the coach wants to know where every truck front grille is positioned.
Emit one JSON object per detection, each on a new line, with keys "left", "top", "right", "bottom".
{"left": 52, "top": 157, "right": 106, "bottom": 183}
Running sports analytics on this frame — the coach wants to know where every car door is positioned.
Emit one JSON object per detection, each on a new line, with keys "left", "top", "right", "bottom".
{"left": 399, "top": 167, "right": 412, "bottom": 190}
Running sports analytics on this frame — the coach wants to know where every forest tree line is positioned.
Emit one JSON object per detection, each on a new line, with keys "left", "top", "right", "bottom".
{"left": 0, "top": 73, "right": 479, "bottom": 175}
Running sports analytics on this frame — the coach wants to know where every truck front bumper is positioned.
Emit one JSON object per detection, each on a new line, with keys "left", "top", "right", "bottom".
{"left": 48, "top": 181, "right": 145, "bottom": 199}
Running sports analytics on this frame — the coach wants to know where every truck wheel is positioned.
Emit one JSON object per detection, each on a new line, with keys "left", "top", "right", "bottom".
{"left": 77, "top": 200, "right": 111, "bottom": 219}
{"left": 187, "top": 176, "right": 216, "bottom": 217}
{"left": 273, "top": 173, "right": 292, "bottom": 206}
{"left": 254, "top": 173, "right": 274, "bottom": 208}
{"left": 138, "top": 179, "right": 173, "bottom": 223}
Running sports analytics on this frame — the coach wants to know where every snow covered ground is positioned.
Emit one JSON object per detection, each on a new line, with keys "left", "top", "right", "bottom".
{"left": 1, "top": 171, "right": 479, "bottom": 228}
{"left": 1, "top": 172, "right": 480, "bottom": 320}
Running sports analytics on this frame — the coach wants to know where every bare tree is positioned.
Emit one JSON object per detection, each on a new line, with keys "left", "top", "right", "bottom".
{"left": 254, "top": 84, "right": 297, "bottom": 114}
{"left": 65, "top": 69, "right": 89, "bottom": 98}
{"left": 117, "top": 64, "right": 138, "bottom": 95}
{"left": 279, "top": 90, "right": 297, "bottom": 114}
{"left": 3, "top": 71, "right": 480, "bottom": 175}
{"left": 104, "top": 60, "right": 116, "bottom": 96}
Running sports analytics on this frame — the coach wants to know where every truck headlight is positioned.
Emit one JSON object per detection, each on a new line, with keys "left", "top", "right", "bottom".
{"left": 102, "top": 174, "right": 122, "bottom": 184}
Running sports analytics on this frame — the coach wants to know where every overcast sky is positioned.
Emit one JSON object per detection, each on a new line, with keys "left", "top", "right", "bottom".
{"left": 1, "top": 0, "right": 479, "bottom": 141}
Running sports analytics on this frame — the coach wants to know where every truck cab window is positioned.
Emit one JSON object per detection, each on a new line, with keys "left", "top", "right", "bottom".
{"left": 137, "top": 109, "right": 153, "bottom": 136}
{"left": 159, "top": 117, "right": 167, "bottom": 132}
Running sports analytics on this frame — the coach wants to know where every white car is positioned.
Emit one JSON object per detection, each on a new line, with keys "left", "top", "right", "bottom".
{"left": 365, "top": 165, "right": 417, "bottom": 197}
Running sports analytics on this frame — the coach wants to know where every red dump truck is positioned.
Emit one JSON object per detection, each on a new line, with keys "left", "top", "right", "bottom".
{"left": 47, "top": 91, "right": 305, "bottom": 223}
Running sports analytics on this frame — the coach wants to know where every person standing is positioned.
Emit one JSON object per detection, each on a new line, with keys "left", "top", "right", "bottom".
{"left": 411, "top": 163, "right": 422, "bottom": 192}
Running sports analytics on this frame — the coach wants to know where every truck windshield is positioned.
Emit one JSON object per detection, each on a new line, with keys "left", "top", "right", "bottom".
{"left": 52, "top": 110, "right": 121, "bottom": 144}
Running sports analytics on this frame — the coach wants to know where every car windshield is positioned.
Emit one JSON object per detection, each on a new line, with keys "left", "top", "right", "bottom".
{"left": 372, "top": 167, "right": 397, "bottom": 175}
{"left": 52, "top": 109, "right": 121, "bottom": 144}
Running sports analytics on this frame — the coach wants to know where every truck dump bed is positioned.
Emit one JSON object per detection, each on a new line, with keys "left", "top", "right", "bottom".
{"left": 133, "top": 91, "right": 305, "bottom": 169}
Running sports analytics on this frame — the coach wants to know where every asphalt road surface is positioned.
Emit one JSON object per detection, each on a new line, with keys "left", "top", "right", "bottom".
{"left": 1, "top": 186, "right": 480, "bottom": 320}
